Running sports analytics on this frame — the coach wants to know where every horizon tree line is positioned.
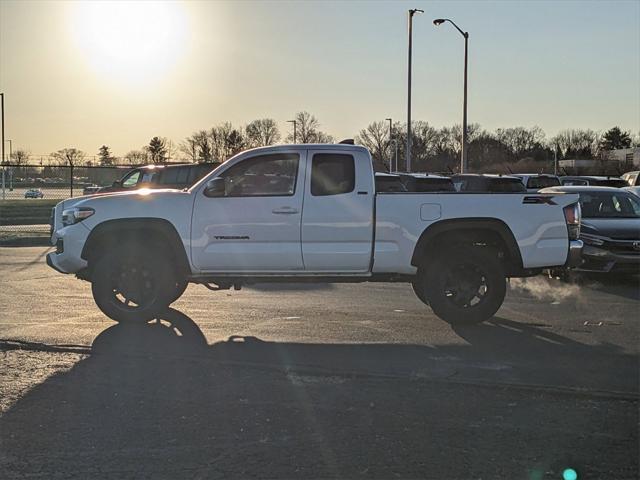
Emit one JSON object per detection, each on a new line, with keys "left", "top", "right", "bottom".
{"left": 4, "top": 114, "right": 638, "bottom": 174}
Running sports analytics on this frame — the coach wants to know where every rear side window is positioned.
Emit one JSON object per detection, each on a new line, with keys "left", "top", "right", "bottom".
{"left": 527, "top": 177, "right": 560, "bottom": 189}
{"left": 311, "top": 154, "right": 355, "bottom": 196}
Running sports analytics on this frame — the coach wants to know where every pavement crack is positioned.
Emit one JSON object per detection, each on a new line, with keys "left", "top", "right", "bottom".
{"left": 0, "top": 338, "right": 91, "bottom": 354}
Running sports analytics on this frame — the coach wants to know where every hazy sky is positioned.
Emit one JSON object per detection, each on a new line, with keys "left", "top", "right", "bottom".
{"left": 1, "top": 0, "right": 639, "bottom": 158}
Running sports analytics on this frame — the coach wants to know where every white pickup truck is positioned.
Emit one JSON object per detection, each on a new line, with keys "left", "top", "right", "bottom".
{"left": 47, "top": 144, "right": 583, "bottom": 325}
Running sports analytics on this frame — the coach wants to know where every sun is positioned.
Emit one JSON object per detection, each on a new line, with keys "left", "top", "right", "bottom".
{"left": 70, "top": 1, "right": 188, "bottom": 86}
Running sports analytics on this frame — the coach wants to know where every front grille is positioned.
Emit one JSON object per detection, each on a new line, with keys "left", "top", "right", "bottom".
{"left": 604, "top": 239, "right": 640, "bottom": 255}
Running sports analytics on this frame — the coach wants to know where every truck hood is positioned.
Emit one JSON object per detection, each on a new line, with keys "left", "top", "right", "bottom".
{"left": 60, "top": 188, "right": 188, "bottom": 209}
{"left": 581, "top": 218, "right": 640, "bottom": 240}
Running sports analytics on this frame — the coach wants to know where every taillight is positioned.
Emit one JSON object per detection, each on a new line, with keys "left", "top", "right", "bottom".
{"left": 563, "top": 202, "right": 581, "bottom": 240}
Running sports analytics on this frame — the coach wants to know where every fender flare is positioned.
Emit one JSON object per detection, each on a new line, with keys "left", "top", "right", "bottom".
{"left": 410, "top": 218, "right": 523, "bottom": 271}
{"left": 81, "top": 218, "right": 191, "bottom": 276}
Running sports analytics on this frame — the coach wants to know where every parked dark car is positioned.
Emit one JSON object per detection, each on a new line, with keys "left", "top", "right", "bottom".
{"left": 82, "top": 185, "right": 101, "bottom": 196}
{"left": 541, "top": 186, "right": 640, "bottom": 273}
{"left": 375, "top": 173, "right": 408, "bottom": 193}
{"left": 560, "top": 175, "right": 628, "bottom": 188}
{"left": 450, "top": 174, "right": 526, "bottom": 193}
{"left": 98, "top": 163, "right": 219, "bottom": 193}
{"left": 512, "top": 173, "right": 561, "bottom": 192}
{"left": 398, "top": 173, "right": 455, "bottom": 192}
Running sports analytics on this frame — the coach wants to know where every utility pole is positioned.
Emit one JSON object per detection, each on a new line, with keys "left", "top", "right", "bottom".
{"left": 407, "top": 8, "right": 423, "bottom": 172}
{"left": 1, "top": 93, "right": 4, "bottom": 200}
{"left": 1, "top": 93, "right": 4, "bottom": 164}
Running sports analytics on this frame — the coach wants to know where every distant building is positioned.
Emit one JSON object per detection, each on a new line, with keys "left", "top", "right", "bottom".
{"left": 602, "top": 147, "right": 640, "bottom": 167}
{"left": 558, "top": 159, "right": 597, "bottom": 169}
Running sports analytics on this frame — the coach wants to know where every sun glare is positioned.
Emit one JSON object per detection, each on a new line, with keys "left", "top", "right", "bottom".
{"left": 70, "top": 1, "right": 188, "bottom": 86}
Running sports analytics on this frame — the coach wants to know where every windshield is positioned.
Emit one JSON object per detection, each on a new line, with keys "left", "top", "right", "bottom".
{"left": 579, "top": 191, "right": 640, "bottom": 218}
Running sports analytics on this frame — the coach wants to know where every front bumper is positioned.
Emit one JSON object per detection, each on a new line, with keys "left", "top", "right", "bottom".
{"left": 565, "top": 240, "right": 584, "bottom": 268}
{"left": 46, "top": 225, "right": 90, "bottom": 274}
{"left": 577, "top": 244, "right": 640, "bottom": 273}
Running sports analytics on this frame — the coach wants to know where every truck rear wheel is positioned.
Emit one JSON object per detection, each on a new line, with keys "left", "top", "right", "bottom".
{"left": 91, "top": 247, "right": 175, "bottom": 323}
{"left": 416, "top": 247, "right": 506, "bottom": 325}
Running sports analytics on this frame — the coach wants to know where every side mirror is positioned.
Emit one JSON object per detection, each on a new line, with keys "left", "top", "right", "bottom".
{"left": 204, "top": 177, "right": 226, "bottom": 197}
{"left": 112, "top": 180, "right": 121, "bottom": 187}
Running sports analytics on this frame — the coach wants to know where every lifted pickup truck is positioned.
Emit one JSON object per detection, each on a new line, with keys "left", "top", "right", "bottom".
{"left": 47, "top": 144, "right": 583, "bottom": 325}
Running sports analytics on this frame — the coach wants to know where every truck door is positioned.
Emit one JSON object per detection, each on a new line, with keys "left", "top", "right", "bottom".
{"left": 301, "top": 150, "right": 375, "bottom": 272}
{"left": 191, "top": 151, "right": 306, "bottom": 272}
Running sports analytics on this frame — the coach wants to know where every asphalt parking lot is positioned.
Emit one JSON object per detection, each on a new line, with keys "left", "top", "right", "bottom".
{"left": 0, "top": 247, "right": 638, "bottom": 479}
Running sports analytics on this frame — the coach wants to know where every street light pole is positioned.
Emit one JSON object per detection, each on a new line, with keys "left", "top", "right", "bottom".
{"left": 1, "top": 93, "right": 4, "bottom": 164}
{"left": 434, "top": 18, "right": 469, "bottom": 173}
{"left": 407, "top": 8, "right": 423, "bottom": 173}
{"left": 385, "top": 117, "right": 393, "bottom": 171}
{"left": 287, "top": 120, "right": 297, "bottom": 143}
{"left": 6, "top": 139, "right": 12, "bottom": 191}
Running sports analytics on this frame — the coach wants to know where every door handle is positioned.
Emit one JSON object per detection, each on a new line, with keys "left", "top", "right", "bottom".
{"left": 272, "top": 207, "right": 299, "bottom": 214}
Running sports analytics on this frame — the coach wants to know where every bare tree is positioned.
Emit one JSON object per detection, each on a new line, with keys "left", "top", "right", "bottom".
{"left": 10, "top": 149, "right": 30, "bottom": 166}
{"left": 208, "top": 123, "right": 246, "bottom": 161}
{"left": 51, "top": 148, "right": 85, "bottom": 167}
{"left": 124, "top": 150, "right": 148, "bottom": 165}
{"left": 246, "top": 118, "right": 281, "bottom": 148}
{"left": 356, "top": 121, "right": 390, "bottom": 171}
{"left": 551, "top": 129, "right": 600, "bottom": 159}
{"left": 495, "top": 126, "right": 545, "bottom": 158}
{"left": 286, "top": 111, "right": 333, "bottom": 143}
{"left": 179, "top": 136, "right": 199, "bottom": 163}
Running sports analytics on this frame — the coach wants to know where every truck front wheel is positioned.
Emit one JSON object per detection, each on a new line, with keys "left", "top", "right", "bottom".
{"left": 415, "top": 247, "right": 506, "bottom": 325}
{"left": 91, "top": 247, "right": 175, "bottom": 323}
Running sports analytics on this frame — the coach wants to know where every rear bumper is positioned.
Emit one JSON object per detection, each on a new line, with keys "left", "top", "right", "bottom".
{"left": 565, "top": 240, "right": 584, "bottom": 268}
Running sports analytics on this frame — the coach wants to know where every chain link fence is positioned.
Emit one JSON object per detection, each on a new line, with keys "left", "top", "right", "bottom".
{"left": 0, "top": 163, "right": 134, "bottom": 242}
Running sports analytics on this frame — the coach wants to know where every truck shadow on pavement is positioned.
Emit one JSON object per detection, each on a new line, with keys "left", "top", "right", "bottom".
{"left": 0, "top": 309, "right": 637, "bottom": 479}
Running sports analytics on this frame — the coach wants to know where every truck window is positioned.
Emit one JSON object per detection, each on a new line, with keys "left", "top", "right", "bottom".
{"left": 121, "top": 170, "right": 141, "bottom": 187}
{"left": 311, "top": 154, "right": 355, "bottom": 196}
{"left": 160, "top": 167, "right": 190, "bottom": 185}
{"left": 221, "top": 153, "right": 299, "bottom": 197}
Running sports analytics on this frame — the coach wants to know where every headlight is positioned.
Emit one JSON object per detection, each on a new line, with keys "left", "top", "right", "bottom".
{"left": 62, "top": 207, "right": 95, "bottom": 226}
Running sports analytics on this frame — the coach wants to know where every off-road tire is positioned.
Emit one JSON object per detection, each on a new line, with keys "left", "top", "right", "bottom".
{"left": 416, "top": 247, "right": 506, "bottom": 325}
{"left": 91, "top": 247, "right": 175, "bottom": 323}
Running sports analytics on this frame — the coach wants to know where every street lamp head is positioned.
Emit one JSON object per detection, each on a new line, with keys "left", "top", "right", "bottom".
{"left": 433, "top": 18, "right": 446, "bottom": 26}
{"left": 409, "top": 8, "right": 424, "bottom": 15}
